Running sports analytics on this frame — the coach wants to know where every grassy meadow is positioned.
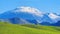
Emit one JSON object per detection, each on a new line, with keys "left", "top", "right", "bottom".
{"left": 0, "top": 22, "right": 60, "bottom": 34}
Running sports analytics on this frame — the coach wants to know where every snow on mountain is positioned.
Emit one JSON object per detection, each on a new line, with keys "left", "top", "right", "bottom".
{"left": 49, "top": 13, "right": 60, "bottom": 19}
{"left": 14, "top": 6, "right": 44, "bottom": 17}
{"left": 48, "top": 13, "right": 60, "bottom": 23}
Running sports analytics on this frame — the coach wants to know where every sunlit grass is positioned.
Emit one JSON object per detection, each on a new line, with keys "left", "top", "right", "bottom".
{"left": 0, "top": 22, "right": 60, "bottom": 34}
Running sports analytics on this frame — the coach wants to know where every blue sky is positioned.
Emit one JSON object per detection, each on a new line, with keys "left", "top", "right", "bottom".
{"left": 0, "top": 0, "right": 60, "bottom": 14}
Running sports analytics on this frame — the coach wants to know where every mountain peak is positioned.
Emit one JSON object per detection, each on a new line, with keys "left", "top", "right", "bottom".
{"left": 14, "top": 6, "right": 44, "bottom": 17}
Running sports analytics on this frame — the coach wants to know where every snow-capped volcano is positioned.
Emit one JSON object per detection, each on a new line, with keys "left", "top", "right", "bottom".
{"left": 0, "top": 6, "right": 44, "bottom": 24}
{"left": 0, "top": 6, "right": 60, "bottom": 26}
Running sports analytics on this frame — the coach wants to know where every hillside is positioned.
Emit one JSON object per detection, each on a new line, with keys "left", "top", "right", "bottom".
{"left": 0, "top": 22, "right": 60, "bottom": 34}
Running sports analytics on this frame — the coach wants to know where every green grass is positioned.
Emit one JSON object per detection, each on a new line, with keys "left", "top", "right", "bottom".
{"left": 0, "top": 22, "right": 60, "bottom": 34}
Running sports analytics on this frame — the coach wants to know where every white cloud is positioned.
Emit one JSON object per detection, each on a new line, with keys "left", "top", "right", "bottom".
{"left": 15, "top": 6, "right": 44, "bottom": 17}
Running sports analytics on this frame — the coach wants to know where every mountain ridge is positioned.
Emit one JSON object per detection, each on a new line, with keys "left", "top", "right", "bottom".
{"left": 0, "top": 6, "right": 60, "bottom": 26}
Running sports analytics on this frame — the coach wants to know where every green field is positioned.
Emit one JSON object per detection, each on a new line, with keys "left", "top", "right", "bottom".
{"left": 0, "top": 22, "right": 60, "bottom": 34}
